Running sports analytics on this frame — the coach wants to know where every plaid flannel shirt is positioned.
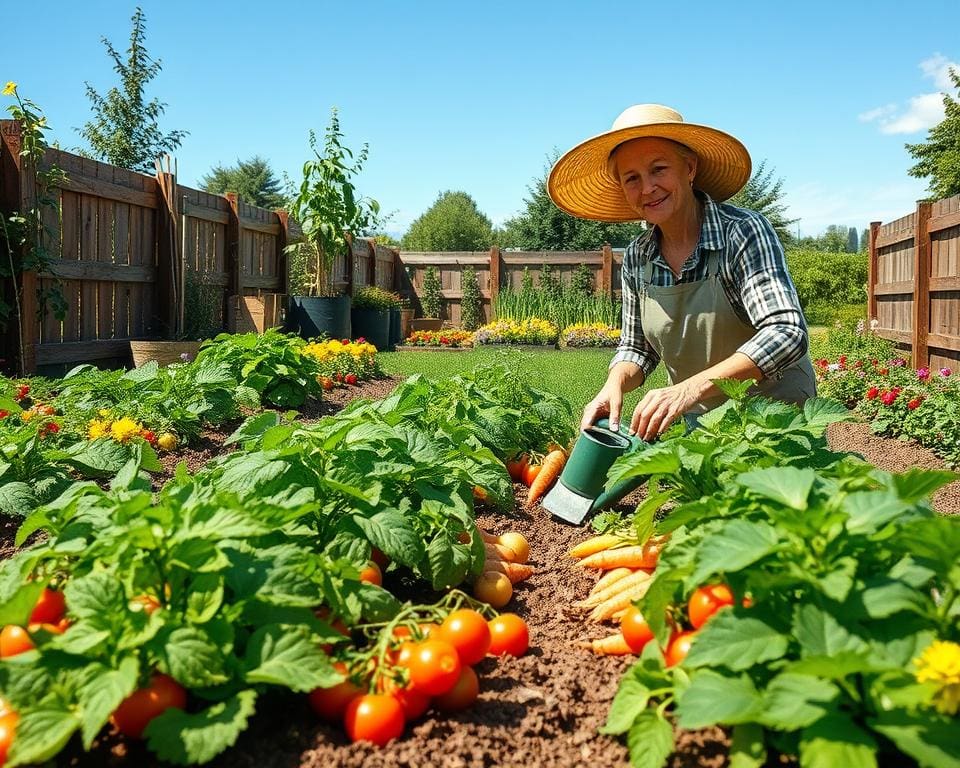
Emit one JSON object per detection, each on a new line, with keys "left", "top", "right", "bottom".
{"left": 612, "top": 192, "right": 808, "bottom": 379}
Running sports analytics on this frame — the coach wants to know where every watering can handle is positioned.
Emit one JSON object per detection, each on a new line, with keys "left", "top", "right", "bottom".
{"left": 587, "top": 418, "right": 648, "bottom": 513}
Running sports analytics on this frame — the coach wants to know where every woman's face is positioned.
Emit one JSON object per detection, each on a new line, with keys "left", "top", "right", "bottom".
{"left": 611, "top": 138, "right": 697, "bottom": 226}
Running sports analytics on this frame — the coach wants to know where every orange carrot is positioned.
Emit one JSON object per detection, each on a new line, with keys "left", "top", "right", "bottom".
{"left": 573, "top": 570, "right": 651, "bottom": 610}
{"left": 525, "top": 449, "right": 567, "bottom": 508}
{"left": 484, "top": 542, "right": 519, "bottom": 563}
{"left": 568, "top": 533, "right": 624, "bottom": 560}
{"left": 576, "top": 545, "right": 657, "bottom": 571}
{"left": 478, "top": 529, "right": 500, "bottom": 545}
{"left": 484, "top": 559, "right": 534, "bottom": 584}
{"left": 577, "top": 633, "right": 633, "bottom": 655}
{"left": 589, "top": 579, "right": 652, "bottom": 622}
{"left": 590, "top": 567, "right": 634, "bottom": 595}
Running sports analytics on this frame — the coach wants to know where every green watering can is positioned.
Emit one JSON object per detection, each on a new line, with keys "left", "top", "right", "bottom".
{"left": 541, "top": 418, "right": 648, "bottom": 525}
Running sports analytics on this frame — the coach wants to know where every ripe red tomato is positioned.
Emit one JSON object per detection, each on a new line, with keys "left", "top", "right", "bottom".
{"left": 438, "top": 609, "right": 491, "bottom": 666}
{"left": 487, "top": 614, "right": 529, "bottom": 657}
{"left": 687, "top": 584, "right": 735, "bottom": 629}
{"left": 0, "top": 626, "right": 34, "bottom": 658}
{"left": 0, "top": 711, "right": 18, "bottom": 765}
{"left": 392, "top": 685, "right": 431, "bottom": 721}
{"left": 620, "top": 607, "right": 654, "bottom": 653}
{"left": 343, "top": 693, "right": 405, "bottom": 746}
{"left": 522, "top": 462, "right": 542, "bottom": 488}
{"left": 434, "top": 665, "right": 479, "bottom": 712}
{"left": 309, "top": 663, "right": 363, "bottom": 721}
{"left": 405, "top": 640, "right": 462, "bottom": 696}
{"left": 505, "top": 454, "right": 529, "bottom": 483}
{"left": 111, "top": 674, "right": 187, "bottom": 739}
{"left": 665, "top": 630, "right": 697, "bottom": 667}
{"left": 345, "top": 373, "right": 358, "bottom": 386}
{"left": 29, "top": 587, "right": 66, "bottom": 625}
{"left": 359, "top": 561, "right": 382, "bottom": 587}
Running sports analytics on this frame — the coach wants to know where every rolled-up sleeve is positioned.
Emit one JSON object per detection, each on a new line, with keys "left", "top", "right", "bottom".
{"left": 610, "top": 246, "right": 661, "bottom": 377}
{"left": 727, "top": 216, "right": 808, "bottom": 377}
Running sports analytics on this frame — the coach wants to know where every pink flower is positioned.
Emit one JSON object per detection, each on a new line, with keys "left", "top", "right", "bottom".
{"left": 880, "top": 390, "right": 898, "bottom": 406}
{"left": 940, "top": 367, "right": 952, "bottom": 377}
{"left": 917, "top": 367, "right": 930, "bottom": 381}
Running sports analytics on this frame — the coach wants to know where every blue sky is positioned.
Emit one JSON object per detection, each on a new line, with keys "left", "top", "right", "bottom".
{"left": 4, "top": 0, "right": 959, "bottom": 238}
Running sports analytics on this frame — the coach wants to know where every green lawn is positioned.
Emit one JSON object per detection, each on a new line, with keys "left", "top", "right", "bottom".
{"left": 378, "top": 347, "right": 667, "bottom": 423}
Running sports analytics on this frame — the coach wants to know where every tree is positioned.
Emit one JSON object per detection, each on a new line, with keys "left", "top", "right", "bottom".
{"left": 460, "top": 266, "right": 483, "bottom": 330}
{"left": 860, "top": 228, "right": 870, "bottom": 253}
{"left": 906, "top": 67, "right": 960, "bottom": 199}
{"left": 200, "top": 156, "right": 286, "bottom": 209}
{"left": 499, "top": 152, "right": 639, "bottom": 251}
{"left": 727, "top": 160, "right": 798, "bottom": 246}
{"left": 401, "top": 191, "right": 494, "bottom": 251}
{"left": 846, "top": 227, "right": 859, "bottom": 253}
{"left": 78, "top": 7, "right": 187, "bottom": 172}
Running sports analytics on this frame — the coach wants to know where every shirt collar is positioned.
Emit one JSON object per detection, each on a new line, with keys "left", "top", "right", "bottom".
{"left": 636, "top": 190, "right": 727, "bottom": 263}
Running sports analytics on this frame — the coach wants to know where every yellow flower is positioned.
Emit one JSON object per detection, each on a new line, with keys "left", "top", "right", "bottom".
{"left": 110, "top": 416, "right": 142, "bottom": 443}
{"left": 2, "top": 82, "right": 16, "bottom": 96}
{"left": 915, "top": 640, "right": 960, "bottom": 715}
{"left": 88, "top": 419, "right": 110, "bottom": 440}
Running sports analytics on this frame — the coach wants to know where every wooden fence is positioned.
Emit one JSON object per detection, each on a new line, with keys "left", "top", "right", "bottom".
{"left": 868, "top": 193, "right": 960, "bottom": 370}
{"left": 398, "top": 246, "right": 622, "bottom": 325}
{"left": 0, "top": 119, "right": 302, "bottom": 373}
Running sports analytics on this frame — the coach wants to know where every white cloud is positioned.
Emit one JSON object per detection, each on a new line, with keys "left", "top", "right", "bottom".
{"left": 861, "top": 53, "right": 957, "bottom": 135}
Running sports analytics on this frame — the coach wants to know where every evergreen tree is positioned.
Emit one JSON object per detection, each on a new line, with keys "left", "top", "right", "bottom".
{"left": 906, "top": 67, "right": 960, "bottom": 199}
{"left": 402, "top": 191, "right": 494, "bottom": 251}
{"left": 500, "top": 152, "right": 639, "bottom": 250}
{"left": 421, "top": 266, "right": 443, "bottom": 319}
{"left": 727, "top": 160, "right": 798, "bottom": 246}
{"left": 570, "top": 263, "right": 594, "bottom": 296}
{"left": 78, "top": 7, "right": 187, "bottom": 172}
{"left": 460, "top": 266, "right": 483, "bottom": 330}
{"left": 846, "top": 227, "right": 859, "bottom": 253}
{"left": 860, "top": 228, "right": 870, "bottom": 253}
{"left": 200, "top": 156, "right": 287, "bottom": 209}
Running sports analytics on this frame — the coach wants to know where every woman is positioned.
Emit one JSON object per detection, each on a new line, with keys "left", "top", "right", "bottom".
{"left": 548, "top": 104, "right": 816, "bottom": 440}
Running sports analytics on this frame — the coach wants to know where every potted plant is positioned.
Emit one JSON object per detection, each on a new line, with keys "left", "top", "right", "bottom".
{"left": 285, "top": 108, "right": 382, "bottom": 340}
{"left": 130, "top": 271, "right": 218, "bottom": 366}
{"left": 350, "top": 285, "right": 395, "bottom": 351}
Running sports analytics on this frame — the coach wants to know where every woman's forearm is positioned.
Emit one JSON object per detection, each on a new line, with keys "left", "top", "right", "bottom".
{"left": 683, "top": 352, "right": 763, "bottom": 403}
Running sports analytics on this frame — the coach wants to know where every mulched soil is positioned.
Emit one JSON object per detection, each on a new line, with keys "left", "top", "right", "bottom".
{"left": 2, "top": 376, "right": 956, "bottom": 767}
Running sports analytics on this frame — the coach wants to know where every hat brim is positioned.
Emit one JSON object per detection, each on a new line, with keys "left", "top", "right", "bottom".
{"left": 548, "top": 122, "right": 752, "bottom": 222}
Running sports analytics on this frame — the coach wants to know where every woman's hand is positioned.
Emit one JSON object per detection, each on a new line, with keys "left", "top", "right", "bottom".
{"left": 628, "top": 380, "right": 703, "bottom": 441}
{"left": 580, "top": 382, "right": 623, "bottom": 432}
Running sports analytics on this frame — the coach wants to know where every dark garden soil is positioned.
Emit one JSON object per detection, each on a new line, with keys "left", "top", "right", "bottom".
{"left": 2, "top": 376, "right": 956, "bottom": 767}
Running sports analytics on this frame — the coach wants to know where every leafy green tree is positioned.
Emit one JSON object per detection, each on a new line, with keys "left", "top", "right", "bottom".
{"left": 906, "top": 67, "right": 960, "bottom": 199}
{"left": 860, "top": 228, "right": 870, "bottom": 252}
{"left": 499, "top": 152, "right": 639, "bottom": 250}
{"left": 402, "top": 191, "right": 494, "bottom": 251}
{"left": 727, "top": 160, "right": 797, "bottom": 246}
{"left": 371, "top": 232, "right": 400, "bottom": 247}
{"left": 78, "top": 7, "right": 187, "bottom": 172}
{"left": 846, "top": 227, "right": 859, "bottom": 253}
{"left": 200, "top": 156, "right": 286, "bottom": 209}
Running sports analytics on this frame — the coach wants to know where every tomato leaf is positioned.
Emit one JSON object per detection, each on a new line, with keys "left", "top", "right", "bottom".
{"left": 869, "top": 710, "right": 960, "bottom": 768}
{"left": 162, "top": 626, "right": 230, "bottom": 687}
{"left": 683, "top": 611, "right": 789, "bottom": 671}
{"left": 223, "top": 412, "right": 281, "bottom": 447}
{"left": 676, "top": 670, "right": 762, "bottom": 729}
{"left": 626, "top": 708, "right": 674, "bottom": 768}
{"left": 798, "top": 712, "right": 878, "bottom": 768}
{"left": 352, "top": 510, "right": 423, "bottom": 566}
{"left": 600, "top": 665, "right": 652, "bottom": 735}
{"left": 425, "top": 531, "right": 471, "bottom": 590}
{"left": 792, "top": 604, "right": 869, "bottom": 657}
{"left": 690, "top": 520, "right": 780, "bottom": 585}
{"left": 735, "top": 467, "right": 816, "bottom": 510}
{"left": 242, "top": 624, "right": 340, "bottom": 691}
{"left": 76, "top": 657, "right": 139, "bottom": 748}
{"left": 0, "top": 482, "right": 36, "bottom": 518}
{"left": 186, "top": 573, "right": 225, "bottom": 624}
{"left": 757, "top": 673, "right": 840, "bottom": 730}
{"left": 729, "top": 722, "right": 767, "bottom": 768}
{"left": 859, "top": 578, "right": 932, "bottom": 619}
{"left": 145, "top": 689, "right": 258, "bottom": 766}
{"left": 7, "top": 709, "right": 80, "bottom": 766}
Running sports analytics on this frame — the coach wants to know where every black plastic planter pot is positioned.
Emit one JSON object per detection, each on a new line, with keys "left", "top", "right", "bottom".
{"left": 351, "top": 308, "right": 391, "bottom": 351}
{"left": 289, "top": 295, "right": 351, "bottom": 340}
{"left": 388, "top": 307, "right": 402, "bottom": 347}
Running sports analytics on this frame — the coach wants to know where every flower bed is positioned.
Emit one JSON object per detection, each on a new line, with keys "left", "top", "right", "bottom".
{"left": 473, "top": 318, "right": 559, "bottom": 346}
{"left": 560, "top": 322, "right": 620, "bottom": 348}
{"left": 303, "top": 337, "right": 381, "bottom": 387}
{"left": 402, "top": 329, "right": 474, "bottom": 348}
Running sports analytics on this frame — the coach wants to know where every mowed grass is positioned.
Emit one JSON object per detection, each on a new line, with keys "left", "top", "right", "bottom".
{"left": 377, "top": 347, "right": 667, "bottom": 423}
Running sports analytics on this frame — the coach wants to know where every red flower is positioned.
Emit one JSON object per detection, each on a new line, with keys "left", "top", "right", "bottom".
{"left": 880, "top": 390, "right": 898, "bottom": 406}
{"left": 45, "top": 421, "right": 60, "bottom": 433}
{"left": 878, "top": 367, "right": 889, "bottom": 376}
{"left": 341, "top": 338, "right": 350, "bottom": 345}
{"left": 0, "top": 409, "right": 8, "bottom": 419}
{"left": 439, "top": 336, "right": 450, "bottom": 346}
{"left": 14, "top": 385, "right": 29, "bottom": 401}
{"left": 907, "top": 397, "right": 923, "bottom": 410}
{"left": 865, "top": 387, "right": 879, "bottom": 400}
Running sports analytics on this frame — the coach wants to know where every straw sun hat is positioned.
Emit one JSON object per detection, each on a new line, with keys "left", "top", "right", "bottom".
{"left": 548, "top": 104, "right": 752, "bottom": 222}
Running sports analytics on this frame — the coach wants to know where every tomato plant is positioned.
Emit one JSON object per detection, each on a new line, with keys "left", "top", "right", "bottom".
{"left": 343, "top": 694, "right": 405, "bottom": 746}
{"left": 665, "top": 630, "right": 696, "bottom": 667}
{"left": 438, "top": 609, "right": 491, "bottom": 665}
{"left": 505, "top": 454, "right": 529, "bottom": 483}
{"left": 522, "top": 461, "right": 542, "bottom": 488}
{"left": 687, "top": 584, "right": 734, "bottom": 629}
{"left": 309, "top": 663, "right": 364, "bottom": 721}
{"left": 487, "top": 614, "right": 528, "bottom": 657}
{"left": 434, "top": 665, "right": 479, "bottom": 712}
{"left": 111, "top": 674, "right": 187, "bottom": 739}
{"left": 0, "top": 626, "right": 34, "bottom": 658}
{"left": 620, "top": 606, "right": 654, "bottom": 653}
{"left": 405, "top": 640, "right": 462, "bottom": 696}
{"left": 29, "top": 587, "right": 66, "bottom": 625}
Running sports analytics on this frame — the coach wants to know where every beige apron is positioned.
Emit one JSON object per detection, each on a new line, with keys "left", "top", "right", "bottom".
{"left": 639, "top": 250, "right": 816, "bottom": 418}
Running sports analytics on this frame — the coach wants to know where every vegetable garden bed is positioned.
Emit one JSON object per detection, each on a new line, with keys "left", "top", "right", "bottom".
{"left": 1, "top": 373, "right": 954, "bottom": 768}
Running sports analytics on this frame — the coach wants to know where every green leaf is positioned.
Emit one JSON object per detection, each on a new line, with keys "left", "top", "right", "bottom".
{"left": 76, "top": 657, "right": 139, "bottom": 748}
{"left": 730, "top": 723, "right": 767, "bottom": 768}
{"left": 684, "top": 611, "right": 789, "bottom": 671}
{"left": 224, "top": 412, "right": 281, "bottom": 446}
{"left": 145, "top": 690, "right": 258, "bottom": 766}
{"left": 798, "top": 712, "right": 878, "bottom": 768}
{"left": 352, "top": 510, "right": 424, "bottom": 566}
{"left": 123, "top": 360, "right": 159, "bottom": 382}
{"left": 676, "top": 670, "right": 761, "bottom": 729}
{"left": 892, "top": 468, "right": 958, "bottom": 502}
{"left": 7, "top": 709, "right": 80, "bottom": 766}
{"left": 163, "top": 627, "right": 230, "bottom": 687}
{"left": 816, "top": 556, "right": 857, "bottom": 602}
{"left": 600, "top": 666, "right": 652, "bottom": 735}
{"left": 64, "top": 571, "right": 126, "bottom": 621}
{"left": 242, "top": 624, "right": 340, "bottom": 692}
{"left": 713, "top": 378, "right": 754, "bottom": 401}
{"left": 793, "top": 603, "right": 868, "bottom": 657}
{"left": 0, "top": 482, "right": 36, "bottom": 517}
{"left": 843, "top": 491, "right": 911, "bottom": 535}
{"left": 870, "top": 710, "right": 960, "bottom": 768}
{"left": 735, "top": 467, "right": 815, "bottom": 510}
{"left": 690, "top": 520, "right": 780, "bottom": 585}
{"left": 860, "top": 579, "right": 931, "bottom": 619}
{"left": 61, "top": 438, "right": 130, "bottom": 477}
{"left": 801, "top": 398, "right": 852, "bottom": 431}
{"left": 186, "top": 574, "right": 225, "bottom": 624}
{"left": 626, "top": 709, "right": 674, "bottom": 768}
{"left": 758, "top": 673, "right": 839, "bottom": 730}
{"left": 425, "top": 531, "right": 470, "bottom": 590}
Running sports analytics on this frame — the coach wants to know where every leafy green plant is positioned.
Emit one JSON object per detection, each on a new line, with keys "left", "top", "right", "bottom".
{"left": 460, "top": 266, "right": 483, "bottom": 331}
{"left": 351, "top": 285, "right": 401, "bottom": 311}
{"left": 421, "top": 266, "right": 443, "bottom": 319}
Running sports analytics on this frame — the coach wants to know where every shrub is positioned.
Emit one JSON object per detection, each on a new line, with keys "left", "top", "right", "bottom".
{"left": 352, "top": 285, "right": 401, "bottom": 311}
{"left": 421, "top": 266, "right": 443, "bottom": 319}
{"left": 473, "top": 318, "right": 558, "bottom": 346}
{"left": 460, "top": 266, "right": 483, "bottom": 330}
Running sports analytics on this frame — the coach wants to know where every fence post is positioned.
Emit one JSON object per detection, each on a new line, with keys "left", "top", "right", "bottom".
{"left": 912, "top": 201, "right": 932, "bottom": 368}
{"left": 488, "top": 245, "right": 500, "bottom": 321}
{"left": 0, "top": 119, "right": 38, "bottom": 374}
{"left": 155, "top": 170, "right": 181, "bottom": 338}
{"left": 601, "top": 243, "right": 613, "bottom": 298}
{"left": 367, "top": 239, "right": 376, "bottom": 288}
{"left": 275, "top": 209, "right": 291, "bottom": 297}
{"left": 868, "top": 221, "right": 881, "bottom": 323}
{"left": 225, "top": 193, "right": 241, "bottom": 329}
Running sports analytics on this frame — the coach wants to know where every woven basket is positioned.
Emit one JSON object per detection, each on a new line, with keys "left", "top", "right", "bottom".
{"left": 129, "top": 340, "right": 202, "bottom": 367}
